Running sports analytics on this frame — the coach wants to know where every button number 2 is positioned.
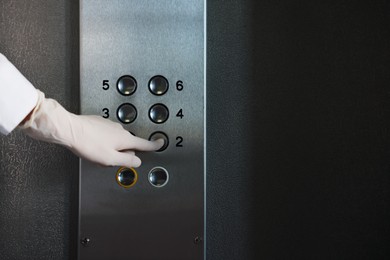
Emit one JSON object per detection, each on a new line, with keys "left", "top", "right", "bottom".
{"left": 176, "top": 136, "right": 183, "bottom": 147}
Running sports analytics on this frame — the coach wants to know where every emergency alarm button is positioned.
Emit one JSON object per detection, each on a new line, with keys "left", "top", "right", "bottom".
{"left": 116, "top": 167, "right": 138, "bottom": 188}
{"left": 149, "top": 104, "right": 169, "bottom": 124}
{"left": 117, "top": 75, "right": 137, "bottom": 96}
{"left": 117, "top": 103, "right": 137, "bottom": 124}
{"left": 149, "top": 75, "right": 169, "bottom": 95}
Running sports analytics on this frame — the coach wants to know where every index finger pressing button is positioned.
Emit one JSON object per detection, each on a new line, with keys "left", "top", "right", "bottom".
{"left": 149, "top": 131, "right": 169, "bottom": 152}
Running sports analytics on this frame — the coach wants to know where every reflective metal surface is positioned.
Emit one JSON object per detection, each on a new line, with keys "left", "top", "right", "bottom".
{"left": 79, "top": 0, "right": 204, "bottom": 259}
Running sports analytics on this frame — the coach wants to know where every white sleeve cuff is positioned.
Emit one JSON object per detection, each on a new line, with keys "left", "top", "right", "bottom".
{"left": 0, "top": 53, "right": 39, "bottom": 135}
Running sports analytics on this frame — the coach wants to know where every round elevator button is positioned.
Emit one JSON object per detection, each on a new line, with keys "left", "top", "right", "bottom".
{"left": 149, "top": 131, "right": 169, "bottom": 152}
{"left": 148, "top": 167, "right": 169, "bottom": 187}
{"left": 149, "top": 75, "right": 169, "bottom": 95}
{"left": 117, "top": 103, "right": 137, "bottom": 124}
{"left": 149, "top": 104, "right": 169, "bottom": 124}
{"left": 116, "top": 167, "right": 138, "bottom": 188}
{"left": 117, "top": 75, "right": 137, "bottom": 96}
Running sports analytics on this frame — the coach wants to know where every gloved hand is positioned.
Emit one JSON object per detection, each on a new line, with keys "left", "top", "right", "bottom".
{"left": 19, "top": 90, "right": 163, "bottom": 168}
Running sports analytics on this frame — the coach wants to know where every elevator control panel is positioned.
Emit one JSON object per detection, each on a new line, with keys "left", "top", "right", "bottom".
{"left": 78, "top": 1, "right": 205, "bottom": 259}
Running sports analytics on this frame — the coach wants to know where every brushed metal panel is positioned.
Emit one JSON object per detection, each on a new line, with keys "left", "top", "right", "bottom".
{"left": 79, "top": 1, "right": 205, "bottom": 259}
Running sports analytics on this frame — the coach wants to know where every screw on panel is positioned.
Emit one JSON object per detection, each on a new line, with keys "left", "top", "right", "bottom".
{"left": 194, "top": 236, "right": 203, "bottom": 245}
{"left": 80, "top": 237, "right": 91, "bottom": 247}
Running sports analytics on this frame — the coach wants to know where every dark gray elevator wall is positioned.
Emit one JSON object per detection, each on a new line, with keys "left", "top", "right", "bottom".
{"left": 207, "top": 0, "right": 390, "bottom": 259}
{"left": 0, "top": 1, "right": 79, "bottom": 260}
{"left": 1, "top": 0, "right": 390, "bottom": 260}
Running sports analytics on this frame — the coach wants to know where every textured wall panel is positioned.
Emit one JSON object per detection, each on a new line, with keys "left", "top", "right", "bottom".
{"left": 0, "top": 1, "right": 79, "bottom": 259}
{"left": 207, "top": 0, "right": 390, "bottom": 259}
{"left": 206, "top": 0, "right": 255, "bottom": 259}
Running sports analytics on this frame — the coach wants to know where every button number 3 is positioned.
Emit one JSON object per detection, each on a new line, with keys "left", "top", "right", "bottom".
{"left": 102, "top": 108, "right": 109, "bottom": 118}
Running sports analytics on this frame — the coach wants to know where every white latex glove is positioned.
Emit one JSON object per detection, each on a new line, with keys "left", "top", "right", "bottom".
{"left": 19, "top": 90, "right": 163, "bottom": 168}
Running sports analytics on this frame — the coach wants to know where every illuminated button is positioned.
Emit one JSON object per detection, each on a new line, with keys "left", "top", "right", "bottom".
{"left": 117, "top": 75, "right": 137, "bottom": 96}
{"left": 148, "top": 167, "right": 169, "bottom": 187}
{"left": 116, "top": 167, "right": 138, "bottom": 188}
{"left": 149, "top": 131, "right": 169, "bottom": 152}
{"left": 149, "top": 104, "right": 169, "bottom": 124}
{"left": 149, "top": 75, "right": 169, "bottom": 95}
{"left": 117, "top": 103, "right": 137, "bottom": 124}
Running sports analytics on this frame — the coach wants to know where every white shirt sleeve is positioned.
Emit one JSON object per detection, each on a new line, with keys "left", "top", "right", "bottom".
{"left": 0, "top": 53, "right": 38, "bottom": 135}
